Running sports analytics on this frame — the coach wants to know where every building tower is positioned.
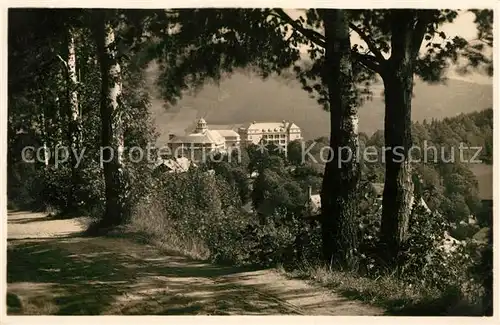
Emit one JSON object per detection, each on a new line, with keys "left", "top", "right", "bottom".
{"left": 194, "top": 118, "right": 208, "bottom": 134}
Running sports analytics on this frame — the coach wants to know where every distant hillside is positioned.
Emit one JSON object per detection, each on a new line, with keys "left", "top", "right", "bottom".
{"left": 469, "top": 163, "right": 493, "bottom": 201}
{"left": 145, "top": 62, "right": 493, "bottom": 144}
{"left": 359, "top": 108, "right": 493, "bottom": 223}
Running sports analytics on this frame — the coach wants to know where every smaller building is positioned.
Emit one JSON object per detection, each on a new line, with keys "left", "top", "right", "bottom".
{"left": 304, "top": 182, "right": 432, "bottom": 218}
{"left": 154, "top": 157, "right": 194, "bottom": 173}
{"left": 370, "top": 182, "right": 431, "bottom": 213}
{"left": 440, "top": 231, "right": 464, "bottom": 254}
{"left": 214, "top": 129, "right": 241, "bottom": 148}
{"left": 370, "top": 183, "right": 385, "bottom": 199}
{"left": 306, "top": 186, "right": 321, "bottom": 216}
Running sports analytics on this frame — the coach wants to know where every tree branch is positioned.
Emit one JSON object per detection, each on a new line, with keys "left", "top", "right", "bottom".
{"left": 271, "top": 9, "right": 326, "bottom": 48}
{"left": 56, "top": 54, "right": 68, "bottom": 69}
{"left": 352, "top": 51, "right": 382, "bottom": 74}
{"left": 411, "top": 11, "right": 434, "bottom": 57}
{"left": 348, "top": 23, "right": 385, "bottom": 62}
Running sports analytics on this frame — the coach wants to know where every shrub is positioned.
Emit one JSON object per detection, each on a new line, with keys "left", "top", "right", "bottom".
{"left": 354, "top": 198, "right": 485, "bottom": 303}
{"left": 128, "top": 165, "right": 325, "bottom": 268}
{"left": 392, "top": 205, "right": 483, "bottom": 300}
{"left": 469, "top": 228, "right": 493, "bottom": 315}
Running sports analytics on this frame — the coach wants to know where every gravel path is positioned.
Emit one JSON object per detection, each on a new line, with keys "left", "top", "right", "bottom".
{"left": 7, "top": 211, "right": 384, "bottom": 315}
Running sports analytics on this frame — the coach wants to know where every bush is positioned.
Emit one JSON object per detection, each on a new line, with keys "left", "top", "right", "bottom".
{"left": 470, "top": 228, "right": 493, "bottom": 315}
{"left": 8, "top": 160, "right": 36, "bottom": 209}
{"left": 354, "top": 200, "right": 485, "bottom": 304}
{"left": 128, "top": 165, "right": 325, "bottom": 268}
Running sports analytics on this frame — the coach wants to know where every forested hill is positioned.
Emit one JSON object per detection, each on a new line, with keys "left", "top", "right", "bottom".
{"left": 363, "top": 108, "right": 493, "bottom": 163}
{"left": 362, "top": 108, "right": 493, "bottom": 226}
{"left": 414, "top": 108, "right": 493, "bottom": 164}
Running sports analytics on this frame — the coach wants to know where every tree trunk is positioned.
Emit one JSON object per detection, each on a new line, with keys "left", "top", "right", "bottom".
{"left": 40, "top": 111, "right": 49, "bottom": 167}
{"left": 39, "top": 94, "right": 49, "bottom": 168}
{"left": 54, "top": 95, "right": 63, "bottom": 148}
{"left": 379, "top": 72, "right": 414, "bottom": 258}
{"left": 380, "top": 10, "right": 428, "bottom": 260}
{"left": 320, "top": 9, "right": 360, "bottom": 269}
{"left": 66, "top": 27, "right": 81, "bottom": 210}
{"left": 94, "top": 12, "right": 127, "bottom": 227}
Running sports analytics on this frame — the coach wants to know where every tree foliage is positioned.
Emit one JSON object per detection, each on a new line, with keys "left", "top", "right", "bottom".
{"left": 8, "top": 9, "right": 160, "bottom": 219}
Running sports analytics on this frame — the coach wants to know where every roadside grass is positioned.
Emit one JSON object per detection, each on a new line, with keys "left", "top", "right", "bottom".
{"left": 276, "top": 263, "right": 484, "bottom": 316}
{"left": 124, "top": 199, "right": 210, "bottom": 261}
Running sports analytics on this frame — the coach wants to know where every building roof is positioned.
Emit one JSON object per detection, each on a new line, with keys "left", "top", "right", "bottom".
{"left": 155, "top": 157, "right": 193, "bottom": 173}
{"left": 440, "top": 231, "right": 463, "bottom": 253}
{"left": 309, "top": 194, "right": 321, "bottom": 214}
{"left": 169, "top": 129, "right": 225, "bottom": 145}
{"left": 214, "top": 129, "right": 240, "bottom": 138}
{"left": 241, "top": 121, "right": 300, "bottom": 133}
{"left": 168, "top": 118, "right": 239, "bottom": 145}
{"left": 242, "top": 201, "right": 254, "bottom": 214}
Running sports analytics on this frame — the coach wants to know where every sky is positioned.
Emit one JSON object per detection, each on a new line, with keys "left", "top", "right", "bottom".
{"left": 286, "top": 9, "right": 492, "bottom": 85}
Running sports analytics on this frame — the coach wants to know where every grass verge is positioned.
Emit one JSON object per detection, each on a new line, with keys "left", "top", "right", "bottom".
{"left": 277, "top": 263, "right": 484, "bottom": 316}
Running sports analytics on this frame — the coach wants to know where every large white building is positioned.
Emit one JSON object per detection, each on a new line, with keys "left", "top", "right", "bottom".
{"left": 238, "top": 120, "right": 302, "bottom": 148}
{"left": 167, "top": 118, "right": 240, "bottom": 159}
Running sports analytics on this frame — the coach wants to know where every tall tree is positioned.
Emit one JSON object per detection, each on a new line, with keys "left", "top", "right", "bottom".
{"left": 377, "top": 10, "right": 430, "bottom": 257}
{"left": 92, "top": 10, "right": 128, "bottom": 226}
{"left": 62, "top": 25, "right": 83, "bottom": 208}
{"left": 344, "top": 9, "right": 493, "bottom": 260}
{"left": 318, "top": 9, "right": 359, "bottom": 267}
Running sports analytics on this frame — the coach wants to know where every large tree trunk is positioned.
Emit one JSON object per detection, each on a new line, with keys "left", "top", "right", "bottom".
{"left": 94, "top": 12, "right": 127, "bottom": 227}
{"left": 66, "top": 27, "right": 81, "bottom": 210}
{"left": 320, "top": 9, "right": 360, "bottom": 269}
{"left": 379, "top": 10, "right": 428, "bottom": 260}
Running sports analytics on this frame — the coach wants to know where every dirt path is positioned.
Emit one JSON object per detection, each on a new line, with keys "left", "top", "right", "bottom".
{"left": 7, "top": 211, "right": 384, "bottom": 315}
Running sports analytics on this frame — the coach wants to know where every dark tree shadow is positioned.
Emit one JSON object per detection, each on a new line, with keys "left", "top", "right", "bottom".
{"left": 6, "top": 236, "right": 308, "bottom": 315}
